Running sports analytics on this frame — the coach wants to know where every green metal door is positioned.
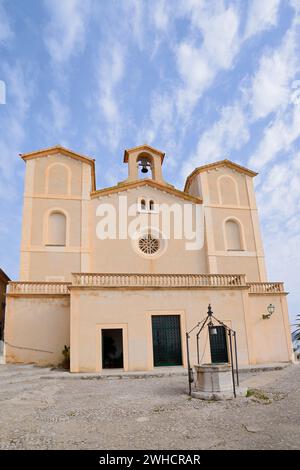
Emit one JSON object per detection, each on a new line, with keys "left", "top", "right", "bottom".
{"left": 209, "top": 325, "right": 229, "bottom": 363}
{"left": 152, "top": 315, "right": 182, "bottom": 367}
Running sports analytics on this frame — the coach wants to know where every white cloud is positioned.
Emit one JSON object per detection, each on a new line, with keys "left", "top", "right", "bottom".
{"left": 249, "top": 23, "right": 300, "bottom": 119}
{"left": 250, "top": 54, "right": 291, "bottom": 119}
{"left": 0, "top": 62, "right": 33, "bottom": 199}
{"left": 182, "top": 104, "right": 250, "bottom": 177}
{"left": 175, "top": 42, "right": 214, "bottom": 114}
{"left": 257, "top": 158, "right": 300, "bottom": 222}
{"left": 175, "top": 3, "right": 240, "bottom": 116}
{"left": 249, "top": 105, "right": 300, "bottom": 168}
{"left": 0, "top": 1, "right": 13, "bottom": 44}
{"left": 94, "top": 43, "right": 125, "bottom": 149}
{"left": 151, "top": 0, "right": 170, "bottom": 31}
{"left": 97, "top": 44, "right": 124, "bottom": 123}
{"left": 264, "top": 227, "right": 300, "bottom": 322}
{"left": 43, "top": 0, "right": 91, "bottom": 64}
{"left": 191, "top": 4, "right": 240, "bottom": 69}
{"left": 248, "top": 12, "right": 300, "bottom": 168}
{"left": 244, "top": 5, "right": 300, "bottom": 323}
{"left": 244, "top": 0, "right": 281, "bottom": 40}
{"left": 290, "top": 0, "right": 300, "bottom": 15}
{"left": 48, "top": 90, "right": 70, "bottom": 133}
{"left": 140, "top": 2, "right": 242, "bottom": 156}
{"left": 144, "top": 0, "right": 290, "bottom": 160}
{"left": 136, "top": 90, "right": 178, "bottom": 156}
{"left": 255, "top": 154, "right": 300, "bottom": 321}
{"left": 257, "top": 158, "right": 300, "bottom": 220}
{"left": 120, "top": 0, "right": 145, "bottom": 49}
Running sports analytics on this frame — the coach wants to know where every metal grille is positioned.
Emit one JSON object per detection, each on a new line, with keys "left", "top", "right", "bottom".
{"left": 138, "top": 234, "right": 160, "bottom": 255}
{"left": 209, "top": 325, "right": 229, "bottom": 363}
{"left": 152, "top": 315, "right": 182, "bottom": 366}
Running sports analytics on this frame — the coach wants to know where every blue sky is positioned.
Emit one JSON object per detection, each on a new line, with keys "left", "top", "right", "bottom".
{"left": 0, "top": 0, "right": 300, "bottom": 323}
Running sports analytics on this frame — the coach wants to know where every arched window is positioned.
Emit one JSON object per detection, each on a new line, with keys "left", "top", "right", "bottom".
{"left": 47, "top": 211, "right": 67, "bottom": 246}
{"left": 225, "top": 219, "right": 242, "bottom": 250}
{"left": 149, "top": 200, "right": 154, "bottom": 211}
{"left": 140, "top": 199, "right": 146, "bottom": 211}
{"left": 46, "top": 164, "right": 70, "bottom": 195}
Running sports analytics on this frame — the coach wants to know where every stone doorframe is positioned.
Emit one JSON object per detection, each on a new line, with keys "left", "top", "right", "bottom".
{"left": 95, "top": 323, "right": 129, "bottom": 373}
{"left": 145, "top": 310, "right": 188, "bottom": 370}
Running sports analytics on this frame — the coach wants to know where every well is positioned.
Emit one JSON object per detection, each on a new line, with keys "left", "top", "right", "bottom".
{"left": 191, "top": 363, "right": 246, "bottom": 400}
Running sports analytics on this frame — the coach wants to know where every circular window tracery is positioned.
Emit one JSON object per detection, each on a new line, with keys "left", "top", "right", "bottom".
{"left": 138, "top": 234, "right": 160, "bottom": 255}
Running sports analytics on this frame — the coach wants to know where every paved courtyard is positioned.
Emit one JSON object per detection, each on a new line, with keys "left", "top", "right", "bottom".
{"left": 0, "top": 363, "right": 299, "bottom": 450}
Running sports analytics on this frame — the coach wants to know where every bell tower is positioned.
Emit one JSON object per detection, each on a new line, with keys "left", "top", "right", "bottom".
{"left": 123, "top": 144, "right": 166, "bottom": 184}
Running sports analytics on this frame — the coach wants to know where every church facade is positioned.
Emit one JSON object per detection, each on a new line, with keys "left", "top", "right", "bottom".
{"left": 4, "top": 144, "right": 292, "bottom": 372}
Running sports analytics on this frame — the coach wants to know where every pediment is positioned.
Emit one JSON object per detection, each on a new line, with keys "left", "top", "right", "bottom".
{"left": 91, "top": 178, "right": 202, "bottom": 204}
{"left": 185, "top": 159, "right": 257, "bottom": 191}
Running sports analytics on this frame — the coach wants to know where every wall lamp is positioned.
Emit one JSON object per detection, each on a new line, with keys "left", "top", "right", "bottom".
{"left": 262, "top": 303, "right": 275, "bottom": 320}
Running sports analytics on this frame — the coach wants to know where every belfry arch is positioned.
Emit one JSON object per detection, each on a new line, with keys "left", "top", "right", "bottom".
{"left": 123, "top": 144, "right": 166, "bottom": 184}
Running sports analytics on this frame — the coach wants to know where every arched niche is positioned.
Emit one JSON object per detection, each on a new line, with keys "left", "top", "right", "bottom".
{"left": 46, "top": 163, "right": 71, "bottom": 195}
{"left": 47, "top": 211, "right": 67, "bottom": 246}
{"left": 218, "top": 175, "right": 239, "bottom": 206}
{"left": 224, "top": 218, "right": 244, "bottom": 251}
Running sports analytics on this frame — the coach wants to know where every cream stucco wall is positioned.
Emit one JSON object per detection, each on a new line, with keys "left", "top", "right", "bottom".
{"left": 186, "top": 166, "right": 267, "bottom": 281}
{"left": 32, "top": 154, "right": 83, "bottom": 196}
{"left": 20, "top": 150, "right": 267, "bottom": 282}
{"left": 20, "top": 152, "right": 92, "bottom": 281}
{"left": 4, "top": 286, "right": 291, "bottom": 370}
{"left": 0, "top": 275, "right": 8, "bottom": 339}
{"left": 5, "top": 295, "right": 70, "bottom": 366}
{"left": 247, "top": 294, "right": 292, "bottom": 364}
{"left": 69, "top": 287, "right": 291, "bottom": 373}
{"left": 90, "top": 186, "right": 207, "bottom": 274}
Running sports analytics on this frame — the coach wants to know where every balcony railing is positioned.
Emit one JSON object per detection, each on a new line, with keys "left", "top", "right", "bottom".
{"left": 6, "top": 278, "right": 286, "bottom": 295}
{"left": 71, "top": 273, "right": 247, "bottom": 288}
{"left": 7, "top": 282, "right": 71, "bottom": 295}
{"left": 247, "top": 282, "right": 285, "bottom": 294}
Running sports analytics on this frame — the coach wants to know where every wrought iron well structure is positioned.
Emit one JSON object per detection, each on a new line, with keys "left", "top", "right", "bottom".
{"left": 186, "top": 304, "right": 239, "bottom": 397}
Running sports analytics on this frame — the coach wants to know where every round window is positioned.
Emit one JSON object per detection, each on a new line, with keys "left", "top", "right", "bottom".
{"left": 138, "top": 234, "right": 160, "bottom": 255}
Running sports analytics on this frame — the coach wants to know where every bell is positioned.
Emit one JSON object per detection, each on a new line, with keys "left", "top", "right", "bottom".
{"left": 139, "top": 157, "right": 150, "bottom": 174}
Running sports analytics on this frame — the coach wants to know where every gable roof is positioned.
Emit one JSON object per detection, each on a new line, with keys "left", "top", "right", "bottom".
{"left": 124, "top": 144, "right": 165, "bottom": 163}
{"left": 19, "top": 145, "right": 96, "bottom": 191}
{"left": 91, "top": 178, "right": 202, "bottom": 204}
{"left": 184, "top": 159, "right": 258, "bottom": 192}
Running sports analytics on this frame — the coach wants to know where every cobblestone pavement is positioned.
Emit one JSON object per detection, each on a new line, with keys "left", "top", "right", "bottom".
{"left": 0, "top": 363, "right": 299, "bottom": 449}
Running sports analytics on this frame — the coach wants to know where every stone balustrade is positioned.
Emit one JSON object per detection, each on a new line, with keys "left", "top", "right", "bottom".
{"left": 71, "top": 273, "right": 247, "bottom": 288}
{"left": 247, "top": 282, "right": 285, "bottom": 294}
{"left": 6, "top": 277, "right": 286, "bottom": 295}
{"left": 7, "top": 281, "right": 71, "bottom": 295}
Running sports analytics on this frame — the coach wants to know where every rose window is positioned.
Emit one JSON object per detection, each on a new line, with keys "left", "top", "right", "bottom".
{"left": 138, "top": 234, "right": 160, "bottom": 255}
